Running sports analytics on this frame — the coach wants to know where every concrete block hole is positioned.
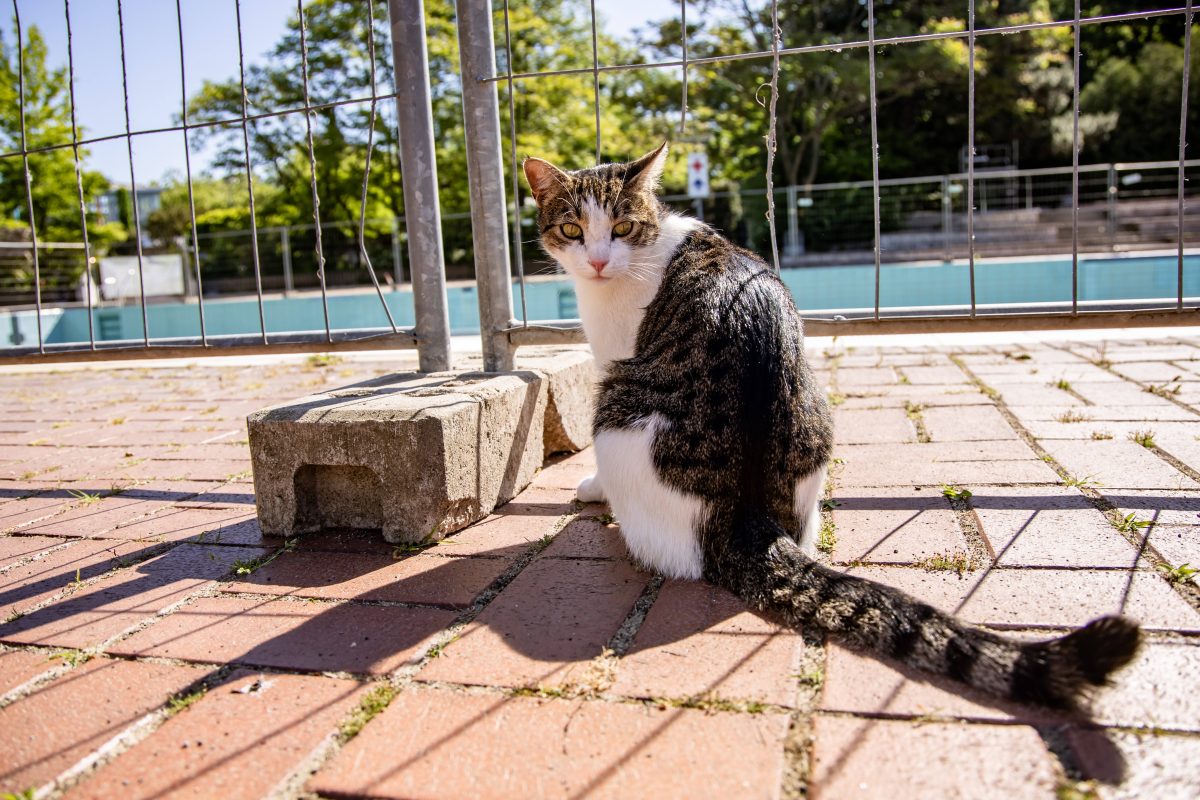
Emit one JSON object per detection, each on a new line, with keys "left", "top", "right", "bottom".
{"left": 293, "top": 464, "right": 385, "bottom": 535}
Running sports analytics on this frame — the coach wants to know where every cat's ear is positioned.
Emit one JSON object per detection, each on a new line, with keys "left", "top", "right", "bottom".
{"left": 623, "top": 142, "right": 669, "bottom": 190}
{"left": 523, "top": 157, "right": 569, "bottom": 207}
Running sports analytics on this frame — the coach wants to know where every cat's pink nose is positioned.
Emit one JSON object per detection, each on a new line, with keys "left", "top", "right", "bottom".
{"left": 588, "top": 258, "right": 608, "bottom": 274}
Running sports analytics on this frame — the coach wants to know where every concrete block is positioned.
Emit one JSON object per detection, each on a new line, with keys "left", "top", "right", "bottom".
{"left": 248, "top": 347, "right": 595, "bottom": 543}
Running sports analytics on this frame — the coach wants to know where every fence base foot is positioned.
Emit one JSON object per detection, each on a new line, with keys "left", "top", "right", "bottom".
{"left": 246, "top": 346, "right": 595, "bottom": 543}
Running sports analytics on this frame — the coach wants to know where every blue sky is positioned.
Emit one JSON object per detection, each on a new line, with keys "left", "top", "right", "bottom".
{"left": 2, "top": 0, "right": 677, "bottom": 184}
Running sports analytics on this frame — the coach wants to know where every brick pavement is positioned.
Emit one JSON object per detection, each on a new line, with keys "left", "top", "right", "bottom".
{"left": 0, "top": 341, "right": 1198, "bottom": 799}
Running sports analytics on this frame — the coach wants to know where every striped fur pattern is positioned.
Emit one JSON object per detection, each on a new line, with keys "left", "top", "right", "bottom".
{"left": 524, "top": 145, "right": 1140, "bottom": 709}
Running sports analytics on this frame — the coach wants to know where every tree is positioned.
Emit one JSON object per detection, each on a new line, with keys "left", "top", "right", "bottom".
{"left": 0, "top": 21, "right": 121, "bottom": 247}
{"left": 164, "top": 0, "right": 660, "bottom": 277}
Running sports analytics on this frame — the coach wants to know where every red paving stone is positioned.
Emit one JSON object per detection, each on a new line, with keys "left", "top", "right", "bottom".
{"left": 1039, "top": 438, "right": 1200, "bottom": 490}
{"left": 1067, "top": 728, "right": 1200, "bottom": 799}
{"left": 0, "top": 539, "right": 157, "bottom": 616}
{"left": 612, "top": 580, "right": 802, "bottom": 706}
{"left": 830, "top": 486, "right": 966, "bottom": 564}
{"left": 418, "top": 557, "right": 649, "bottom": 688}
{"left": 427, "top": 503, "right": 566, "bottom": 556}
{"left": 0, "top": 544, "right": 267, "bottom": 648}
{"left": 834, "top": 441, "right": 1061, "bottom": 486}
{"left": 809, "top": 716, "right": 1060, "bottom": 799}
{"left": 110, "top": 595, "right": 455, "bottom": 674}
{"left": 0, "top": 657, "right": 203, "bottom": 794}
{"left": 831, "top": 408, "right": 915, "bottom": 445}
{"left": 1, "top": 343, "right": 1198, "bottom": 797}
{"left": 0, "top": 648, "right": 56, "bottom": 695}
{"left": 64, "top": 670, "right": 367, "bottom": 800}
{"left": 540, "top": 516, "right": 629, "bottom": 559}
{"left": 0, "top": 534, "right": 69, "bottom": 567}
{"left": 921, "top": 403, "right": 1018, "bottom": 441}
{"left": 851, "top": 564, "right": 1200, "bottom": 631}
{"left": 223, "top": 550, "right": 511, "bottom": 608}
{"left": 308, "top": 686, "right": 790, "bottom": 800}
{"left": 95, "top": 507, "right": 260, "bottom": 543}
{"left": 969, "top": 485, "right": 1139, "bottom": 568}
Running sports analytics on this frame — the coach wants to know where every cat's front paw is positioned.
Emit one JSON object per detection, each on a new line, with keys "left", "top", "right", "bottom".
{"left": 577, "top": 474, "right": 606, "bottom": 503}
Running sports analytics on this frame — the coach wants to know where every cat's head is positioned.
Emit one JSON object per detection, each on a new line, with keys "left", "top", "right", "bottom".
{"left": 522, "top": 143, "right": 669, "bottom": 284}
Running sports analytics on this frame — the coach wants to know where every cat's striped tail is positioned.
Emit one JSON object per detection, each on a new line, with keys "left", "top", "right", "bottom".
{"left": 707, "top": 517, "right": 1141, "bottom": 710}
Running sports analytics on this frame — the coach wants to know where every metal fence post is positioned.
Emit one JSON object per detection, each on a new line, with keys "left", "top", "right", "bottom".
{"left": 784, "top": 185, "right": 800, "bottom": 258}
{"left": 941, "top": 175, "right": 952, "bottom": 261}
{"left": 391, "top": 217, "right": 404, "bottom": 290}
{"left": 456, "top": 0, "right": 516, "bottom": 372}
{"left": 388, "top": 0, "right": 452, "bottom": 372}
{"left": 281, "top": 227, "right": 293, "bottom": 296}
{"left": 1107, "top": 164, "right": 1118, "bottom": 250}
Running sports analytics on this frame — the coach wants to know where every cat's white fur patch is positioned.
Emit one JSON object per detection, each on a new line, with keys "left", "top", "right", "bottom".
{"left": 793, "top": 465, "right": 827, "bottom": 557}
{"left": 573, "top": 212, "right": 703, "bottom": 371}
{"left": 594, "top": 414, "right": 706, "bottom": 579}
{"left": 576, "top": 473, "right": 605, "bottom": 503}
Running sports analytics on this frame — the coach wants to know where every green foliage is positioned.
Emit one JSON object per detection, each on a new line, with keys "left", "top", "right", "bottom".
{"left": 166, "top": 688, "right": 207, "bottom": 715}
{"left": 1129, "top": 429, "right": 1156, "bottom": 449}
{"left": 0, "top": 24, "right": 122, "bottom": 249}
{"left": 941, "top": 484, "right": 973, "bottom": 501}
{"left": 1115, "top": 513, "right": 1152, "bottom": 533}
{"left": 340, "top": 683, "right": 398, "bottom": 739}
{"left": 1160, "top": 562, "right": 1197, "bottom": 584}
{"left": 918, "top": 550, "right": 980, "bottom": 576}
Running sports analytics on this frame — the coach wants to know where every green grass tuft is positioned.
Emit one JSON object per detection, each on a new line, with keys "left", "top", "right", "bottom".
{"left": 166, "top": 688, "right": 207, "bottom": 716}
{"left": 1115, "top": 512, "right": 1152, "bottom": 533}
{"left": 940, "top": 484, "right": 973, "bottom": 501}
{"left": 1128, "top": 429, "right": 1156, "bottom": 448}
{"left": 917, "top": 550, "right": 980, "bottom": 576}
{"left": 1160, "top": 562, "right": 1197, "bottom": 584}
{"left": 340, "top": 683, "right": 398, "bottom": 740}
{"left": 817, "top": 517, "right": 836, "bottom": 554}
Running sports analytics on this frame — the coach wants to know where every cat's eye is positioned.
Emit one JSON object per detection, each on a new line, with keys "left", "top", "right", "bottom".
{"left": 560, "top": 222, "right": 583, "bottom": 239}
{"left": 612, "top": 221, "right": 634, "bottom": 237}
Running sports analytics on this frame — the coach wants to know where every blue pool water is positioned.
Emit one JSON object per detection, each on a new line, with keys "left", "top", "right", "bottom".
{"left": 7, "top": 253, "right": 1199, "bottom": 348}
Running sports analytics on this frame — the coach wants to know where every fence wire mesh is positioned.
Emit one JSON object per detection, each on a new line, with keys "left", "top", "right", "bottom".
{"left": 488, "top": 0, "right": 1198, "bottom": 342}
{"left": 1, "top": 1, "right": 1198, "bottom": 365}
{"left": 1, "top": 0, "right": 422, "bottom": 360}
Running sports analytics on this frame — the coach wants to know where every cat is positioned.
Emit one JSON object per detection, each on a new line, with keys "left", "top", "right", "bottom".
{"left": 522, "top": 143, "right": 1140, "bottom": 709}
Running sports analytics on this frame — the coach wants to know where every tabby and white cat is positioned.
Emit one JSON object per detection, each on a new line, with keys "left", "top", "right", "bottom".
{"left": 523, "top": 143, "right": 1140, "bottom": 709}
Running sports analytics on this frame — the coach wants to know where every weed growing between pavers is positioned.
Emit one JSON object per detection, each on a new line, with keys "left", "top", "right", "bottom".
{"left": 1090, "top": 430, "right": 1114, "bottom": 440}
{"left": 232, "top": 541, "right": 294, "bottom": 576}
{"left": 339, "top": 684, "right": 397, "bottom": 741}
{"left": 1056, "top": 410, "right": 1091, "bottom": 424}
{"left": 1145, "top": 381, "right": 1182, "bottom": 398}
{"left": 425, "top": 635, "right": 459, "bottom": 659}
{"left": 917, "top": 550, "right": 980, "bottom": 577}
{"left": 817, "top": 517, "right": 836, "bottom": 555}
{"left": 940, "top": 484, "right": 973, "bottom": 501}
{"left": 1159, "top": 563, "right": 1197, "bottom": 584}
{"left": 1055, "top": 779, "right": 1101, "bottom": 800}
{"left": 48, "top": 650, "right": 91, "bottom": 668}
{"left": 1063, "top": 473, "right": 1103, "bottom": 489}
{"left": 649, "top": 691, "right": 767, "bottom": 714}
{"left": 166, "top": 687, "right": 207, "bottom": 716}
{"left": 1129, "top": 429, "right": 1157, "bottom": 448}
{"left": 904, "top": 401, "right": 931, "bottom": 442}
{"left": 1114, "top": 513, "right": 1152, "bottom": 534}
{"left": 304, "top": 354, "right": 343, "bottom": 370}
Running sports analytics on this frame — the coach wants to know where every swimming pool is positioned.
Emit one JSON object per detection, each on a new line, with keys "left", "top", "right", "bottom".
{"left": 4, "top": 252, "right": 1198, "bottom": 348}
